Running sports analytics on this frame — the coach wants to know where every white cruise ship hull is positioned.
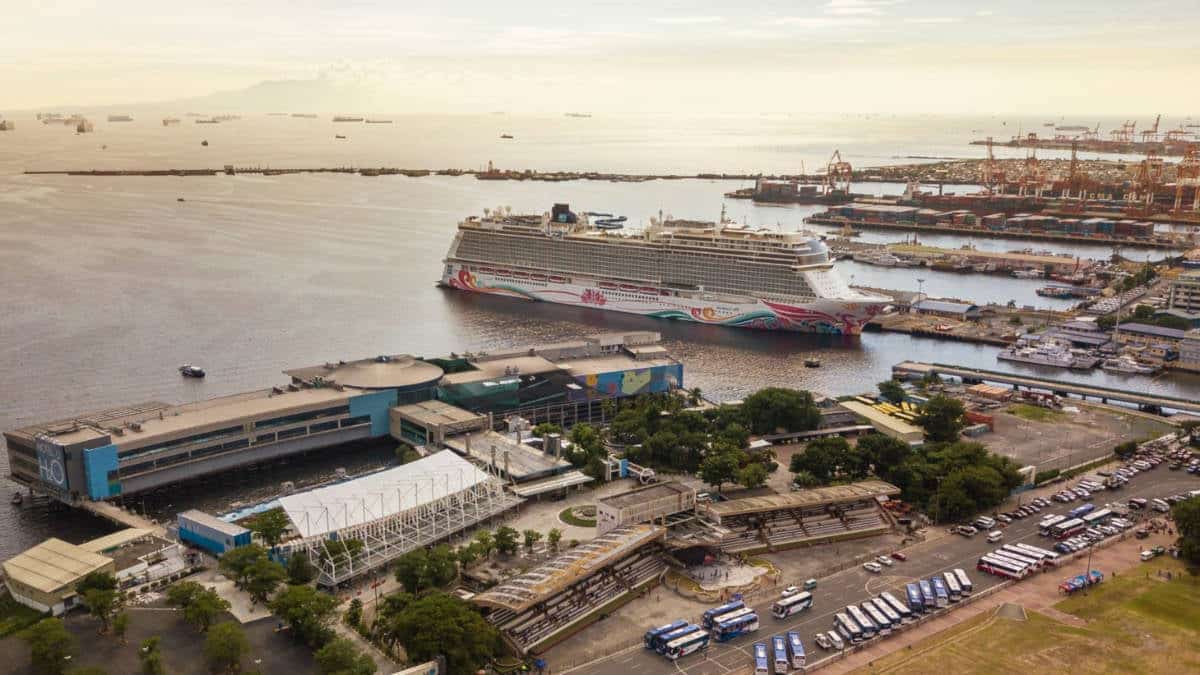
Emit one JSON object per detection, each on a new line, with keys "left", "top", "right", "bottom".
{"left": 441, "top": 264, "right": 884, "bottom": 334}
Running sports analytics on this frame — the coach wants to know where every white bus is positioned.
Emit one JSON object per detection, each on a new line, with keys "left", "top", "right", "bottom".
{"left": 942, "top": 571, "right": 962, "bottom": 601}
{"left": 1082, "top": 508, "right": 1113, "bottom": 526}
{"left": 929, "top": 576, "right": 950, "bottom": 608}
{"left": 1050, "top": 518, "right": 1087, "bottom": 539}
{"left": 978, "top": 555, "right": 1028, "bottom": 579}
{"left": 834, "top": 613, "right": 863, "bottom": 644}
{"left": 1038, "top": 514, "right": 1066, "bottom": 536}
{"left": 787, "top": 631, "right": 806, "bottom": 668}
{"left": 880, "top": 591, "right": 914, "bottom": 623}
{"left": 871, "top": 597, "right": 902, "bottom": 626}
{"left": 665, "top": 630, "right": 710, "bottom": 660}
{"left": 953, "top": 569, "right": 973, "bottom": 595}
{"left": 861, "top": 602, "right": 892, "bottom": 636}
{"left": 1000, "top": 544, "right": 1053, "bottom": 568}
{"left": 771, "top": 591, "right": 814, "bottom": 619}
{"left": 1012, "top": 543, "right": 1060, "bottom": 567}
{"left": 846, "top": 605, "right": 877, "bottom": 639}
{"left": 991, "top": 549, "right": 1042, "bottom": 570}
{"left": 772, "top": 634, "right": 788, "bottom": 674}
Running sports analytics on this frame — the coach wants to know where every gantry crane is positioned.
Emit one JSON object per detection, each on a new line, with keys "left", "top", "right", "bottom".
{"left": 1140, "top": 114, "right": 1161, "bottom": 144}
{"left": 1175, "top": 144, "right": 1200, "bottom": 212}
{"left": 825, "top": 149, "right": 853, "bottom": 194}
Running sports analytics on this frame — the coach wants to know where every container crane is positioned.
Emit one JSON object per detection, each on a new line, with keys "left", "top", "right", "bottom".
{"left": 1140, "top": 114, "right": 1161, "bottom": 144}
{"left": 825, "top": 149, "right": 853, "bottom": 194}
{"left": 1174, "top": 144, "right": 1200, "bottom": 212}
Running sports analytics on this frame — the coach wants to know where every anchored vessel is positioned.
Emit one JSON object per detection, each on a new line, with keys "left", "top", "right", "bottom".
{"left": 441, "top": 204, "right": 888, "bottom": 333}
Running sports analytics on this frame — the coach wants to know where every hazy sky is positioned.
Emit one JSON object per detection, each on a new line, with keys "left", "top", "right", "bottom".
{"left": 7, "top": 0, "right": 1199, "bottom": 113}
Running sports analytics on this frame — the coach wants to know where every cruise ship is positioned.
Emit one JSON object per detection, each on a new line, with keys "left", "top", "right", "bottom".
{"left": 440, "top": 204, "right": 889, "bottom": 334}
{"left": 998, "top": 338, "right": 1099, "bottom": 370}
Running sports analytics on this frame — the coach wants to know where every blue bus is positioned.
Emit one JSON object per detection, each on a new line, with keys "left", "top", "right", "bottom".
{"left": 664, "top": 630, "right": 710, "bottom": 661}
{"left": 644, "top": 620, "right": 687, "bottom": 649}
{"left": 834, "top": 613, "right": 864, "bottom": 644}
{"left": 918, "top": 579, "right": 936, "bottom": 609}
{"left": 713, "top": 608, "right": 760, "bottom": 642}
{"left": 753, "top": 642, "right": 770, "bottom": 673}
{"left": 654, "top": 625, "right": 702, "bottom": 654}
{"left": 772, "top": 635, "right": 788, "bottom": 674}
{"left": 703, "top": 597, "right": 746, "bottom": 628}
{"left": 1069, "top": 503, "right": 1096, "bottom": 519}
{"left": 787, "top": 631, "right": 805, "bottom": 668}
{"left": 905, "top": 583, "right": 925, "bottom": 613}
{"left": 861, "top": 602, "right": 891, "bottom": 635}
{"left": 929, "top": 576, "right": 949, "bottom": 608}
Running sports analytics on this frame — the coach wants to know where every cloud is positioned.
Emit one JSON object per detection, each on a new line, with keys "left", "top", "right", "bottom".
{"left": 651, "top": 16, "right": 725, "bottom": 25}
{"left": 824, "top": 0, "right": 903, "bottom": 16}
{"left": 904, "top": 17, "right": 962, "bottom": 24}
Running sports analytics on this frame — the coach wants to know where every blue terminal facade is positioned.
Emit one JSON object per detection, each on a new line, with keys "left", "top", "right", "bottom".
{"left": 4, "top": 332, "right": 681, "bottom": 503}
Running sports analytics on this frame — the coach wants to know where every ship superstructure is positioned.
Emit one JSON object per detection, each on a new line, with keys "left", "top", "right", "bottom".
{"left": 441, "top": 204, "right": 888, "bottom": 333}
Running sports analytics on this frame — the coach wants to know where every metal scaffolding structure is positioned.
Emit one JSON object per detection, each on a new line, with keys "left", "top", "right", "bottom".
{"left": 278, "top": 456, "right": 522, "bottom": 587}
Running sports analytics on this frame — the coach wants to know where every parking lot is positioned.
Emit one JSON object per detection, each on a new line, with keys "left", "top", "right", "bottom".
{"left": 560, "top": 445, "right": 1200, "bottom": 675}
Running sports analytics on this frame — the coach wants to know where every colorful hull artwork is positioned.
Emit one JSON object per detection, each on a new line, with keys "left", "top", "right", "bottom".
{"left": 443, "top": 266, "right": 883, "bottom": 334}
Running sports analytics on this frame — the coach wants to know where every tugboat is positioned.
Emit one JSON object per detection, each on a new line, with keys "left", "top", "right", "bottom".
{"left": 179, "top": 364, "right": 206, "bottom": 378}
{"left": 804, "top": 357, "right": 822, "bottom": 368}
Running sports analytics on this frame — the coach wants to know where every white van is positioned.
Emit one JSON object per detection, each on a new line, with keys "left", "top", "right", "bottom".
{"left": 1151, "top": 499, "right": 1170, "bottom": 513}
{"left": 974, "top": 516, "right": 996, "bottom": 529}
{"left": 1140, "top": 550, "right": 1155, "bottom": 561}
{"left": 986, "top": 530, "right": 1004, "bottom": 543}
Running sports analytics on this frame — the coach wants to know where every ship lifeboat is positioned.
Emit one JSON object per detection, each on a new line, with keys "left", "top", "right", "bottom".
{"left": 659, "top": 289, "right": 672, "bottom": 296}
{"left": 549, "top": 275, "right": 568, "bottom": 283}
{"left": 530, "top": 273, "right": 548, "bottom": 282}
{"left": 477, "top": 266, "right": 494, "bottom": 274}
{"left": 598, "top": 281, "right": 618, "bottom": 290}
{"left": 512, "top": 271, "right": 529, "bottom": 279}
{"left": 619, "top": 284, "right": 639, "bottom": 292}
{"left": 495, "top": 268, "right": 511, "bottom": 276}
{"left": 640, "top": 286, "right": 658, "bottom": 294}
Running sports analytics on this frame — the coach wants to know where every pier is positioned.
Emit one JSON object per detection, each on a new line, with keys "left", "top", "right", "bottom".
{"left": 892, "top": 361, "right": 1200, "bottom": 415}
{"left": 79, "top": 499, "right": 167, "bottom": 537}
{"left": 807, "top": 216, "right": 1185, "bottom": 249}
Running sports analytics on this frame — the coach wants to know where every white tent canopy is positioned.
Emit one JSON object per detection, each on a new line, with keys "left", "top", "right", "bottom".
{"left": 279, "top": 450, "right": 492, "bottom": 539}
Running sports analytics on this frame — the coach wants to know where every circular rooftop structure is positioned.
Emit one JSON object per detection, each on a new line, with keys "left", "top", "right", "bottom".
{"left": 287, "top": 355, "right": 444, "bottom": 391}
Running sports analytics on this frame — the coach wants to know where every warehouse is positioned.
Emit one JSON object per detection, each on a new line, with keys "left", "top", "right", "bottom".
{"left": 2, "top": 539, "right": 114, "bottom": 615}
{"left": 178, "top": 509, "right": 252, "bottom": 555}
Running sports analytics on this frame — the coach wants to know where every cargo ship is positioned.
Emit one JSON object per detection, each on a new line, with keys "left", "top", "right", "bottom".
{"left": 333, "top": 116, "right": 364, "bottom": 122}
{"left": 440, "top": 204, "right": 888, "bottom": 334}
{"left": 107, "top": 114, "right": 133, "bottom": 122}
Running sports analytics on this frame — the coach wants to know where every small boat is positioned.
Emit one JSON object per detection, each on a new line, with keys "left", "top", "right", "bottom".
{"left": 201, "top": 140, "right": 209, "bottom": 146}
{"left": 804, "top": 358, "right": 821, "bottom": 368}
{"left": 176, "top": 197, "right": 185, "bottom": 202}
{"left": 11, "top": 492, "right": 22, "bottom": 505}
{"left": 500, "top": 134, "right": 514, "bottom": 139}
{"left": 179, "top": 364, "right": 206, "bottom": 378}
{"left": 335, "top": 134, "right": 346, "bottom": 139}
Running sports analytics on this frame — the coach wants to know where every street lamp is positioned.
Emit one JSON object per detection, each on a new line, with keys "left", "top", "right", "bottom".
{"left": 916, "top": 278, "right": 926, "bottom": 306}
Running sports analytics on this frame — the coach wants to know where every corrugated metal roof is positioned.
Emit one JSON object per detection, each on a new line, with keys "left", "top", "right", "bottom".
{"left": 1117, "top": 322, "right": 1186, "bottom": 339}
{"left": 179, "top": 510, "right": 250, "bottom": 538}
{"left": 913, "top": 299, "right": 979, "bottom": 314}
{"left": 78, "top": 528, "right": 151, "bottom": 553}
{"left": 705, "top": 480, "right": 900, "bottom": 519}
{"left": 2, "top": 538, "right": 112, "bottom": 594}
{"left": 278, "top": 450, "right": 493, "bottom": 539}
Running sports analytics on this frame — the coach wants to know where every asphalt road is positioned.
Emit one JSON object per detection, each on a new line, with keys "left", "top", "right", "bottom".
{"left": 564, "top": 465, "right": 1200, "bottom": 675}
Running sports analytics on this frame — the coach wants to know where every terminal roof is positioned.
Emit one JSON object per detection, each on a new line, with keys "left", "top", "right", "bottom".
{"left": 284, "top": 355, "right": 444, "bottom": 390}
{"left": 705, "top": 480, "right": 900, "bottom": 518}
{"left": 599, "top": 482, "right": 693, "bottom": 510}
{"left": 472, "top": 524, "right": 664, "bottom": 612}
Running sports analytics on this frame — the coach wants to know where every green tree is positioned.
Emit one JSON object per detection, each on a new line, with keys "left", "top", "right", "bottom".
{"left": 522, "top": 529, "right": 543, "bottom": 552}
{"left": 494, "top": 526, "right": 520, "bottom": 556}
{"left": 791, "top": 470, "right": 821, "bottom": 489}
{"left": 286, "top": 553, "right": 316, "bottom": 585}
{"left": 568, "top": 423, "right": 605, "bottom": 460}
{"left": 877, "top": 380, "right": 906, "bottom": 404}
{"left": 245, "top": 557, "right": 287, "bottom": 604}
{"left": 737, "top": 462, "right": 769, "bottom": 489}
{"left": 1131, "top": 303, "right": 1155, "bottom": 321}
{"left": 314, "top": 637, "right": 377, "bottom": 675}
{"left": 915, "top": 394, "right": 966, "bottom": 443}
{"left": 112, "top": 612, "right": 129, "bottom": 645}
{"left": 547, "top": 528, "right": 563, "bottom": 552}
{"left": 391, "top": 593, "right": 501, "bottom": 673}
{"left": 219, "top": 545, "right": 269, "bottom": 588}
{"left": 699, "top": 451, "right": 741, "bottom": 493}
{"left": 472, "top": 530, "right": 495, "bottom": 559}
{"left": 687, "top": 387, "right": 704, "bottom": 406}
{"left": 790, "top": 436, "right": 850, "bottom": 483}
{"left": 268, "top": 584, "right": 338, "bottom": 648}
{"left": 1096, "top": 314, "right": 1117, "bottom": 330}
{"left": 81, "top": 586, "right": 121, "bottom": 634}
{"left": 167, "top": 581, "right": 230, "bottom": 632}
{"left": 455, "top": 543, "right": 479, "bottom": 570}
{"left": 856, "top": 433, "right": 912, "bottom": 478}
{"left": 1113, "top": 440, "right": 1139, "bottom": 459}
{"left": 532, "top": 422, "right": 562, "bottom": 437}
{"left": 204, "top": 621, "right": 248, "bottom": 674}
{"left": 715, "top": 423, "right": 750, "bottom": 451}
{"left": 426, "top": 544, "right": 458, "bottom": 587}
{"left": 23, "top": 617, "right": 76, "bottom": 675}
{"left": 740, "top": 388, "right": 822, "bottom": 435}
{"left": 139, "top": 636, "right": 165, "bottom": 675}
{"left": 1173, "top": 497, "right": 1200, "bottom": 565}
{"left": 344, "top": 598, "right": 364, "bottom": 628}
{"left": 248, "top": 509, "right": 291, "bottom": 547}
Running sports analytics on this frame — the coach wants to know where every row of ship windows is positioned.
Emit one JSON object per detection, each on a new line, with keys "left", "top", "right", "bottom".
{"left": 115, "top": 415, "right": 370, "bottom": 478}
{"left": 117, "top": 405, "right": 352, "bottom": 460}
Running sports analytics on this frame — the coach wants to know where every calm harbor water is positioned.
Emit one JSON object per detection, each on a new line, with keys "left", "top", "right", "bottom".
{"left": 0, "top": 114, "right": 1195, "bottom": 559}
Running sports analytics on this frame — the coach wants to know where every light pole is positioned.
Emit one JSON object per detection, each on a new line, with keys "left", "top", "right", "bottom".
{"left": 916, "top": 278, "right": 926, "bottom": 308}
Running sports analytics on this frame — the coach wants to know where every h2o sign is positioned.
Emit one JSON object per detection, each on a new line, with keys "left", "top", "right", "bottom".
{"left": 35, "top": 435, "right": 69, "bottom": 490}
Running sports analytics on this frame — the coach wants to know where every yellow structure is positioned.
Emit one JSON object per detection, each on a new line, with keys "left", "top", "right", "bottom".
{"left": 2, "top": 538, "right": 115, "bottom": 615}
{"left": 841, "top": 400, "right": 925, "bottom": 444}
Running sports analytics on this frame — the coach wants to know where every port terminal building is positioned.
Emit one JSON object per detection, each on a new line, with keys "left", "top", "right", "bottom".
{"left": 5, "top": 332, "right": 680, "bottom": 506}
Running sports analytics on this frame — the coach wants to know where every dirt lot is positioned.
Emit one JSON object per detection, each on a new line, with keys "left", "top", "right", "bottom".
{"left": 0, "top": 603, "right": 316, "bottom": 675}
{"left": 981, "top": 402, "right": 1173, "bottom": 472}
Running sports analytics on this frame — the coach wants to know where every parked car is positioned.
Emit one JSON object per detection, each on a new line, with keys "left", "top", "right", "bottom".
{"left": 876, "top": 555, "right": 895, "bottom": 567}
{"left": 804, "top": 578, "right": 819, "bottom": 591}
{"left": 1141, "top": 550, "right": 1155, "bottom": 561}
{"left": 955, "top": 525, "right": 978, "bottom": 537}
{"left": 863, "top": 561, "right": 883, "bottom": 573}
{"left": 782, "top": 586, "right": 801, "bottom": 597}
{"left": 890, "top": 552, "right": 907, "bottom": 562}
{"left": 996, "top": 514, "right": 1012, "bottom": 524}
{"left": 827, "top": 631, "right": 845, "bottom": 650}
{"left": 815, "top": 633, "right": 832, "bottom": 650}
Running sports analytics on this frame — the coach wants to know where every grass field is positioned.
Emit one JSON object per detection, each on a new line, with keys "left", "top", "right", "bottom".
{"left": 558, "top": 507, "right": 596, "bottom": 527}
{"left": 858, "top": 558, "right": 1200, "bottom": 675}
{"left": 1007, "top": 403, "right": 1065, "bottom": 423}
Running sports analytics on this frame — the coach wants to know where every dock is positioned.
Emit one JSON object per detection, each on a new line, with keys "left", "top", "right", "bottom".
{"left": 892, "top": 361, "right": 1200, "bottom": 415}
{"left": 807, "top": 216, "right": 1184, "bottom": 249}
{"left": 78, "top": 499, "right": 167, "bottom": 537}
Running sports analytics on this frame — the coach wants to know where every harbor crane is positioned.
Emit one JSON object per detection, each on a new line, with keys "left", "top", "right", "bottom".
{"left": 825, "top": 149, "right": 853, "bottom": 194}
{"left": 1174, "top": 144, "right": 1200, "bottom": 212}
{"left": 1140, "top": 114, "right": 1162, "bottom": 144}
